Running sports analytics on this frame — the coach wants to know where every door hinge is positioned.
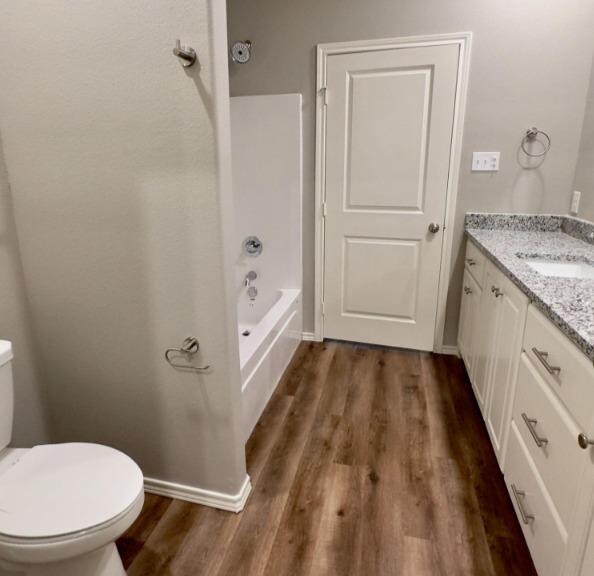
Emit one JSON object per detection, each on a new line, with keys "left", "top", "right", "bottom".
{"left": 320, "top": 86, "right": 328, "bottom": 107}
{"left": 322, "top": 201, "right": 327, "bottom": 218}
{"left": 321, "top": 300, "right": 326, "bottom": 316}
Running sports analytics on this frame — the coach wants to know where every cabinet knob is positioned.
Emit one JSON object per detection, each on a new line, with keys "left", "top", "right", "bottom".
{"left": 578, "top": 433, "right": 594, "bottom": 450}
{"left": 464, "top": 286, "right": 473, "bottom": 295}
{"left": 491, "top": 287, "right": 504, "bottom": 298}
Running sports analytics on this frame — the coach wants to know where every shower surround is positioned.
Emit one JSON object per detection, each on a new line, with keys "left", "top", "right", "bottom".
{"left": 231, "top": 94, "right": 303, "bottom": 440}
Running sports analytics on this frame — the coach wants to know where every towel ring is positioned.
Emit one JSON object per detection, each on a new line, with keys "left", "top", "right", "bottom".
{"left": 165, "top": 336, "right": 210, "bottom": 372}
{"left": 521, "top": 127, "right": 551, "bottom": 158}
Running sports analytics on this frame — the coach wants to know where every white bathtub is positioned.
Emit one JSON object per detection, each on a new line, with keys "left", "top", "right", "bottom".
{"left": 238, "top": 289, "right": 302, "bottom": 441}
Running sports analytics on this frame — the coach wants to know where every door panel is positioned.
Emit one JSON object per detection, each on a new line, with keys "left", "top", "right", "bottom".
{"left": 347, "top": 69, "right": 431, "bottom": 211}
{"left": 323, "top": 44, "right": 459, "bottom": 349}
{"left": 343, "top": 237, "right": 419, "bottom": 319}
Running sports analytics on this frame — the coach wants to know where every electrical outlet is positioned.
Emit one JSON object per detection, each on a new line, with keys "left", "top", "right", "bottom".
{"left": 570, "top": 190, "right": 581, "bottom": 215}
{"left": 472, "top": 152, "right": 500, "bottom": 172}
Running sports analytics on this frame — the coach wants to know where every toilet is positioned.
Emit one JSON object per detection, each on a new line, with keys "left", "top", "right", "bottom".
{"left": 0, "top": 341, "right": 145, "bottom": 576}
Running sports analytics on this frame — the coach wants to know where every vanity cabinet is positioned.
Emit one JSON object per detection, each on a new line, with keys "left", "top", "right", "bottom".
{"left": 458, "top": 237, "right": 594, "bottom": 575}
{"left": 458, "top": 242, "right": 528, "bottom": 464}
{"left": 505, "top": 306, "right": 594, "bottom": 576}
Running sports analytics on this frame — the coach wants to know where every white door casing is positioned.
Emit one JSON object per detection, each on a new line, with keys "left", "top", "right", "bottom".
{"left": 318, "top": 37, "right": 467, "bottom": 350}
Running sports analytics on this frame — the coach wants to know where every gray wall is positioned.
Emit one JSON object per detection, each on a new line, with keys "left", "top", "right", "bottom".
{"left": 0, "top": 142, "right": 49, "bottom": 447}
{"left": 0, "top": 0, "right": 247, "bottom": 495}
{"left": 575, "top": 56, "right": 594, "bottom": 221}
{"left": 227, "top": 0, "right": 594, "bottom": 344}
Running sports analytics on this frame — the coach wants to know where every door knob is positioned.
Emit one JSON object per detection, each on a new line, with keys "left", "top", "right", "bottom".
{"left": 428, "top": 222, "right": 441, "bottom": 234}
{"left": 578, "top": 433, "right": 594, "bottom": 450}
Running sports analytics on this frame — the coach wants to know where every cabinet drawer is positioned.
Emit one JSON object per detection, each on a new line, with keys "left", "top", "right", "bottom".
{"left": 513, "top": 352, "right": 582, "bottom": 529}
{"left": 524, "top": 305, "right": 594, "bottom": 431}
{"left": 465, "top": 239, "right": 486, "bottom": 287}
{"left": 506, "top": 422, "right": 567, "bottom": 576}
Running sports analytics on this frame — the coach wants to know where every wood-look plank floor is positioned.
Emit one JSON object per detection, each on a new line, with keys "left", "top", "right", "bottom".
{"left": 117, "top": 341, "right": 537, "bottom": 575}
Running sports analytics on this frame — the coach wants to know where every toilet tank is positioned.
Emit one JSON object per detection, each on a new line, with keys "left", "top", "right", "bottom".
{"left": 0, "top": 341, "right": 14, "bottom": 451}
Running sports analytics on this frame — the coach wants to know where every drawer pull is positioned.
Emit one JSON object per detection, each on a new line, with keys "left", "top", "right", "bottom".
{"left": 464, "top": 286, "right": 473, "bottom": 295}
{"left": 491, "top": 285, "right": 504, "bottom": 298}
{"left": 531, "top": 347, "right": 561, "bottom": 376}
{"left": 521, "top": 412, "right": 548, "bottom": 447}
{"left": 578, "top": 433, "right": 594, "bottom": 450}
{"left": 511, "top": 484, "right": 535, "bottom": 524}
{"left": 466, "top": 258, "right": 476, "bottom": 266}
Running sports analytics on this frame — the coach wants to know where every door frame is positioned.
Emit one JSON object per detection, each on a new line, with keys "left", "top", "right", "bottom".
{"left": 313, "top": 32, "right": 472, "bottom": 351}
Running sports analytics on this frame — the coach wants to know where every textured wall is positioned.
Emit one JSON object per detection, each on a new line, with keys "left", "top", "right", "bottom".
{"left": 0, "top": 142, "right": 49, "bottom": 447}
{"left": 227, "top": 0, "right": 594, "bottom": 344}
{"left": 575, "top": 57, "right": 594, "bottom": 221}
{"left": 0, "top": 0, "right": 247, "bottom": 495}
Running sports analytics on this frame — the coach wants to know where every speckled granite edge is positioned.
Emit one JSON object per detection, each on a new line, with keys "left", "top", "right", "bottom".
{"left": 561, "top": 217, "right": 594, "bottom": 245}
{"left": 464, "top": 213, "right": 563, "bottom": 232}
{"left": 463, "top": 215, "right": 594, "bottom": 362}
{"left": 464, "top": 212, "right": 594, "bottom": 244}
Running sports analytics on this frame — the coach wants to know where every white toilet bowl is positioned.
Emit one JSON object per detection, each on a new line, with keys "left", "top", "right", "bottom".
{"left": 0, "top": 341, "right": 145, "bottom": 575}
{"left": 0, "top": 443, "right": 144, "bottom": 576}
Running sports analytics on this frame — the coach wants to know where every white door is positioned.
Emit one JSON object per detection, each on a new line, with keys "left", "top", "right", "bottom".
{"left": 322, "top": 43, "right": 459, "bottom": 350}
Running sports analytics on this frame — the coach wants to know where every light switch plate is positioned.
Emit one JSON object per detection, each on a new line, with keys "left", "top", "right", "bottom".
{"left": 472, "top": 152, "right": 500, "bottom": 172}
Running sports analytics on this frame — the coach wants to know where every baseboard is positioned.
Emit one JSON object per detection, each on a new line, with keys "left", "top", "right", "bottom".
{"left": 302, "top": 331, "right": 317, "bottom": 341}
{"left": 439, "top": 345, "right": 460, "bottom": 356}
{"left": 144, "top": 473, "right": 252, "bottom": 513}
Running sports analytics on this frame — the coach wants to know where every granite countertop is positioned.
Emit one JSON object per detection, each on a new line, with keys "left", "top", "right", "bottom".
{"left": 464, "top": 214, "right": 594, "bottom": 363}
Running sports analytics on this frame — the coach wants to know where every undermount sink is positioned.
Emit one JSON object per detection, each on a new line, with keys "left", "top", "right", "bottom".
{"left": 524, "top": 258, "right": 594, "bottom": 279}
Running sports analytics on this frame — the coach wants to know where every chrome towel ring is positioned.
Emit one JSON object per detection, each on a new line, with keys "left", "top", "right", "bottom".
{"left": 165, "top": 336, "right": 210, "bottom": 372}
{"left": 521, "top": 127, "right": 551, "bottom": 158}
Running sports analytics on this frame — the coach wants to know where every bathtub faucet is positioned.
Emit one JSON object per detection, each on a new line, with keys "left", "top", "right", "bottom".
{"left": 244, "top": 270, "right": 257, "bottom": 287}
{"left": 244, "top": 271, "right": 258, "bottom": 301}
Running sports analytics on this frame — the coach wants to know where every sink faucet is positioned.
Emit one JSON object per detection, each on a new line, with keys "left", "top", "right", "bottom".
{"left": 244, "top": 270, "right": 257, "bottom": 287}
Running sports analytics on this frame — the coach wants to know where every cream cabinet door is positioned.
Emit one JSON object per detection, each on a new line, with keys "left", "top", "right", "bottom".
{"left": 565, "top": 416, "right": 594, "bottom": 575}
{"left": 578, "top": 509, "right": 594, "bottom": 575}
{"left": 458, "top": 267, "right": 481, "bottom": 376}
{"left": 471, "top": 261, "right": 500, "bottom": 414}
{"left": 485, "top": 272, "right": 528, "bottom": 465}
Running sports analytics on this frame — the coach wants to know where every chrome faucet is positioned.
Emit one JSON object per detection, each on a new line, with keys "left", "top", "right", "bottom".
{"left": 244, "top": 271, "right": 258, "bottom": 301}
{"left": 244, "top": 270, "right": 257, "bottom": 287}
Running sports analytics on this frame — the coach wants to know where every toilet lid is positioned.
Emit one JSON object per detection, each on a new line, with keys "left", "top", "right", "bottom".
{"left": 0, "top": 443, "right": 144, "bottom": 540}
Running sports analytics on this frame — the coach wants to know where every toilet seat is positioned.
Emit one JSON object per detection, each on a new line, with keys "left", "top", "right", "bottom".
{"left": 0, "top": 443, "right": 144, "bottom": 543}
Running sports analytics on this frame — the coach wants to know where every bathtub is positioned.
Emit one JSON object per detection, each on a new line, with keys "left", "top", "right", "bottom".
{"left": 238, "top": 288, "right": 302, "bottom": 441}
